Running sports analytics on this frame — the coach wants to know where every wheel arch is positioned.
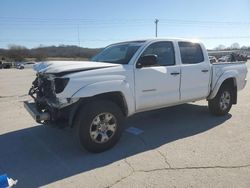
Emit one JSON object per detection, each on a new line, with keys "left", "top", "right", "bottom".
{"left": 208, "top": 77, "right": 237, "bottom": 104}
{"left": 69, "top": 91, "right": 130, "bottom": 128}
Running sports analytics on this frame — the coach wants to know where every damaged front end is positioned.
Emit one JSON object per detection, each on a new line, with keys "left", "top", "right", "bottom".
{"left": 25, "top": 73, "right": 78, "bottom": 125}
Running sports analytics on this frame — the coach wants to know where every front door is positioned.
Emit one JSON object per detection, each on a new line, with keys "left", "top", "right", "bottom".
{"left": 134, "top": 41, "right": 180, "bottom": 111}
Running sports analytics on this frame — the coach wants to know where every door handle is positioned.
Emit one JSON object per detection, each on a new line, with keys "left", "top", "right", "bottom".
{"left": 201, "top": 69, "right": 209, "bottom": 73}
{"left": 170, "top": 72, "right": 180, "bottom": 76}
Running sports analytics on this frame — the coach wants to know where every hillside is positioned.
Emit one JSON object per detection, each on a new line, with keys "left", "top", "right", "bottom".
{"left": 0, "top": 45, "right": 102, "bottom": 62}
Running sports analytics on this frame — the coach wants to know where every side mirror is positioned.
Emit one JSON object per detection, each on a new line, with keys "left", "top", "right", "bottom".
{"left": 136, "top": 54, "right": 158, "bottom": 68}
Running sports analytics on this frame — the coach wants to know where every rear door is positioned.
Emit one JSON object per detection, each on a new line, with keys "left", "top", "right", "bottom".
{"left": 178, "top": 42, "right": 210, "bottom": 101}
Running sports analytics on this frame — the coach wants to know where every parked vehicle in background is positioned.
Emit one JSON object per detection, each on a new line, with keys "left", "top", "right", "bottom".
{"left": 24, "top": 38, "right": 248, "bottom": 153}
{"left": 16, "top": 62, "right": 35, "bottom": 69}
{"left": 209, "top": 56, "right": 218, "bottom": 63}
{"left": 218, "top": 53, "right": 248, "bottom": 63}
{"left": 24, "top": 62, "right": 35, "bottom": 68}
{"left": 0, "top": 61, "right": 12, "bottom": 69}
{"left": 218, "top": 55, "right": 231, "bottom": 62}
{"left": 16, "top": 63, "right": 24, "bottom": 69}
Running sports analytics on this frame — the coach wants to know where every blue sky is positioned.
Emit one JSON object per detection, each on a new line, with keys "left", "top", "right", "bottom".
{"left": 1, "top": 0, "right": 250, "bottom": 49}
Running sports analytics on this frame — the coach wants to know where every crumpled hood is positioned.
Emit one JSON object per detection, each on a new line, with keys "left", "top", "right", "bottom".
{"left": 33, "top": 61, "right": 120, "bottom": 74}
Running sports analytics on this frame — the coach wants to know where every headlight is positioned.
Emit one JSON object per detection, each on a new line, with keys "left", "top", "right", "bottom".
{"left": 54, "top": 78, "right": 69, "bottom": 94}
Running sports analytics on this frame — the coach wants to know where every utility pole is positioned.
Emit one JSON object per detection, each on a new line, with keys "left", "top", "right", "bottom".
{"left": 155, "top": 19, "right": 159, "bottom": 38}
{"left": 77, "top": 24, "right": 80, "bottom": 47}
{"left": 77, "top": 25, "right": 81, "bottom": 59}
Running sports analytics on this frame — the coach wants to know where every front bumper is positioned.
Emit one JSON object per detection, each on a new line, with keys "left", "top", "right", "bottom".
{"left": 25, "top": 74, "right": 79, "bottom": 124}
{"left": 24, "top": 101, "right": 50, "bottom": 122}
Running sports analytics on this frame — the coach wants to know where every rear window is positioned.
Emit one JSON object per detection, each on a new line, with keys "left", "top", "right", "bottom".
{"left": 178, "top": 42, "right": 204, "bottom": 64}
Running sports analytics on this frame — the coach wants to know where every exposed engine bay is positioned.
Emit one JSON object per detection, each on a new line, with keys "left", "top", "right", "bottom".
{"left": 28, "top": 73, "right": 75, "bottom": 124}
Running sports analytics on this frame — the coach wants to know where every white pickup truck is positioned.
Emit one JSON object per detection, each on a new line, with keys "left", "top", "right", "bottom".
{"left": 24, "top": 39, "right": 248, "bottom": 152}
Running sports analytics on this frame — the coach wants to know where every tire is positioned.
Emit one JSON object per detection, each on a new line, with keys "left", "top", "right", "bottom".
{"left": 73, "top": 100, "right": 125, "bottom": 153}
{"left": 208, "top": 84, "right": 233, "bottom": 116}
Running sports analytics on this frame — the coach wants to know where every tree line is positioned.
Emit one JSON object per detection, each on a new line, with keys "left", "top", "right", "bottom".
{"left": 214, "top": 43, "right": 250, "bottom": 50}
{"left": 0, "top": 45, "right": 102, "bottom": 62}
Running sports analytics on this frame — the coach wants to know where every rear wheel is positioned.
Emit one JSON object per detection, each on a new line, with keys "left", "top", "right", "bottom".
{"left": 74, "top": 100, "right": 124, "bottom": 153}
{"left": 208, "top": 85, "right": 233, "bottom": 116}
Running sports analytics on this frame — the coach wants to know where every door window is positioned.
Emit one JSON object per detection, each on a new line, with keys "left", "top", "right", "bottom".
{"left": 141, "top": 42, "right": 175, "bottom": 66}
{"left": 178, "top": 42, "right": 204, "bottom": 64}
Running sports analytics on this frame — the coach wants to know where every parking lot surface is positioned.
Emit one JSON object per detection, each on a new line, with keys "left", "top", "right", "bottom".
{"left": 0, "top": 63, "right": 250, "bottom": 188}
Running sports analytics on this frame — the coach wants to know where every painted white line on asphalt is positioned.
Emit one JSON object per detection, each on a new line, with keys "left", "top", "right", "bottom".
{"left": 125, "top": 126, "right": 144, "bottom": 135}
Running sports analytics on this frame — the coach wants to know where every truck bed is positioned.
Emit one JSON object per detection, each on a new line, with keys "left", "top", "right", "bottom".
{"left": 211, "top": 61, "right": 248, "bottom": 92}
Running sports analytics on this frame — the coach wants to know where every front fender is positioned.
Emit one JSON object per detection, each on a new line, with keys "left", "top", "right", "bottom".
{"left": 71, "top": 80, "right": 135, "bottom": 115}
{"left": 208, "top": 71, "right": 238, "bottom": 100}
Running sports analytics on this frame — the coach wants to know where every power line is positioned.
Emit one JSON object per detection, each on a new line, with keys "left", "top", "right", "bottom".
{"left": 1, "top": 17, "right": 250, "bottom": 47}
{"left": 1, "top": 16, "right": 250, "bottom": 25}
{"left": 1, "top": 36, "right": 250, "bottom": 43}
{"left": 2, "top": 22, "right": 249, "bottom": 31}
{"left": 1, "top": 16, "right": 250, "bottom": 32}
{"left": 160, "top": 19, "right": 250, "bottom": 26}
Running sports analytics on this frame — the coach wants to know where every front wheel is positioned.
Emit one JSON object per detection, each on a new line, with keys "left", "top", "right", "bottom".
{"left": 73, "top": 100, "right": 124, "bottom": 153}
{"left": 208, "top": 85, "right": 233, "bottom": 116}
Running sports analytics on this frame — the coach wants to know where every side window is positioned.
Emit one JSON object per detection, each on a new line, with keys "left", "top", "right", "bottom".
{"left": 178, "top": 42, "right": 204, "bottom": 64}
{"left": 141, "top": 42, "right": 175, "bottom": 66}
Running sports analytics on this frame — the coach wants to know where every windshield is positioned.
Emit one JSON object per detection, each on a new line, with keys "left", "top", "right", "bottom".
{"left": 91, "top": 41, "right": 145, "bottom": 64}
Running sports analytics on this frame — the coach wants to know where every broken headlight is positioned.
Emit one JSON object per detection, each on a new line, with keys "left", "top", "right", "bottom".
{"left": 54, "top": 78, "right": 69, "bottom": 94}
